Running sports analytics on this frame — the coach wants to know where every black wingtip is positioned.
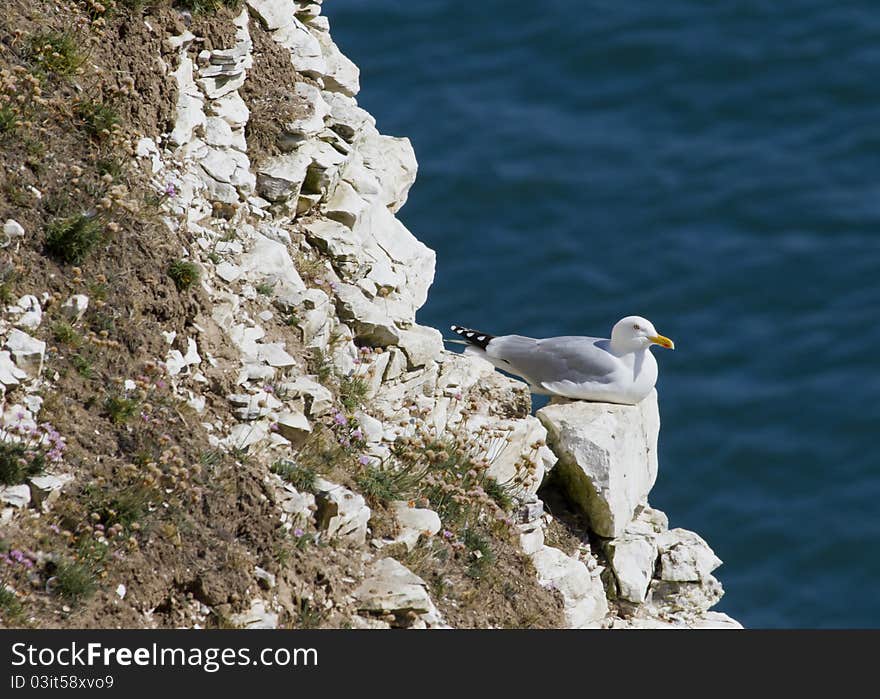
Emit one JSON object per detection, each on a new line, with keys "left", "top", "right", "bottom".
{"left": 450, "top": 325, "right": 494, "bottom": 350}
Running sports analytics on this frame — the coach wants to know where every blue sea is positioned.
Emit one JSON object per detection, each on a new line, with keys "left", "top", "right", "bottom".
{"left": 327, "top": 1, "right": 880, "bottom": 628}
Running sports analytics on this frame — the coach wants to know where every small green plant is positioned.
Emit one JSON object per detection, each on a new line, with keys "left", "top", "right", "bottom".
{"left": 75, "top": 98, "right": 119, "bottom": 139}
{"left": 168, "top": 260, "right": 199, "bottom": 291}
{"left": 339, "top": 373, "right": 368, "bottom": 412}
{"left": 255, "top": 281, "right": 275, "bottom": 296}
{"left": 45, "top": 213, "right": 103, "bottom": 264}
{"left": 271, "top": 460, "right": 317, "bottom": 491}
{"left": 0, "top": 264, "right": 16, "bottom": 303}
{"left": 25, "top": 31, "right": 85, "bottom": 78}
{"left": 104, "top": 395, "right": 139, "bottom": 425}
{"left": 53, "top": 560, "right": 96, "bottom": 603}
{"left": 294, "top": 598, "right": 325, "bottom": 629}
{"left": 463, "top": 528, "right": 494, "bottom": 579}
{"left": 308, "top": 348, "right": 333, "bottom": 383}
{"left": 71, "top": 353, "right": 94, "bottom": 378}
{"left": 0, "top": 443, "right": 44, "bottom": 486}
{"left": 52, "top": 321, "right": 81, "bottom": 347}
{"left": 0, "top": 421, "right": 64, "bottom": 485}
{"left": 355, "top": 465, "right": 418, "bottom": 505}
{"left": 83, "top": 483, "right": 152, "bottom": 531}
{"left": 0, "top": 587, "right": 23, "bottom": 622}
{"left": 0, "top": 104, "right": 18, "bottom": 134}
{"left": 96, "top": 157, "right": 124, "bottom": 182}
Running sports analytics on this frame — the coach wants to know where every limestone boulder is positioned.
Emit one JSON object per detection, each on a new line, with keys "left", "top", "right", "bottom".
{"left": 656, "top": 528, "right": 722, "bottom": 582}
{"left": 314, "top": 478, "right": 370, "bottom": 545}
{"left": 537, "top": 390, "right": 660, "bottom": 537}
{"left": 532, "top": 546, "right": 608, "bottom": 628}
{"left": 353, "top": 557, "right": 445, "bottom": 628}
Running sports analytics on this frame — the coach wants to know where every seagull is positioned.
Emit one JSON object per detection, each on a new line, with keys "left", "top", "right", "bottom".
{"left": 449, "top": 315, "right": 674, "bottom": 405}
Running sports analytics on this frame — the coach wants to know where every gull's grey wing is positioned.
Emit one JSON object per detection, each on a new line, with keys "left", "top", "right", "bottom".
{"left": 485, "top": 335, "right": 620, "bottom": 387}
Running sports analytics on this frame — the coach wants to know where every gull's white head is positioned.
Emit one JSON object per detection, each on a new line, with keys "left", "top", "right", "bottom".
{"left": 610, "top": 315, "right": 675, "bottom": 353}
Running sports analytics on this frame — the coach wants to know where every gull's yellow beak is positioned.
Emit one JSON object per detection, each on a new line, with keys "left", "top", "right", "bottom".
{"left": 649, "top": 334, "right": 675, "bottom": 350}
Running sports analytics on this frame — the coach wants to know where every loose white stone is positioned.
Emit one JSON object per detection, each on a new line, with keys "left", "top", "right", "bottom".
{"left": 28, "top": 474, "right": 73, "bottom": 511}
{"left": 0, "top": 484, "right": 32, "bottom": 509}
{"left": 532, "top": 546, "right": 608, "bottom": 628}
{"left": 256, "top": 152, "right": 310, "bottom": 202}
{"left": 116, "top": 584, "right": 127, "bottom": 599}
{"left": 13, "top": 295, "right": 42, "bottom": 330}
{"left": 216, "top": 262, "right": 242, "bottom": 283}
{"left": 353, "top": 558, "right": 445, "bottom": 628}
{"left": 314, "top": 477, "right": 370, "bottom": 545}
{"left": 231, "top": 599, "right": 278, "bottom": 629}
{"left": 390, "top": 501, "right": 441, "bottom": 551}
{"left": 5, "top": 329, "right": 46, "bottom": 377}
{"left": 656, "top": 528, "right": 722, "bottom": 582}
{"left": 0, "top": 351, "right": 27, "bottom": 387}
{"left": 280, "top": 376, "right": 334, "bottom": 416}
{"left": 60, "top": 294, "right": 89, "bottom": 323}
{"left": 246, "top": 0, "right": 295, "bottom": 31}
{"left": 3, "top": 219, "right": 25, "bottom": 240}
{"left": 275, "top": 409, "right": 312, "bottom": 444}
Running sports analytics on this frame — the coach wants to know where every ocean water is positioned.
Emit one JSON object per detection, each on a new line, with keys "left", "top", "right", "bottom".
{"left": 327, "top": 1, "right": 880, "bottom": 628}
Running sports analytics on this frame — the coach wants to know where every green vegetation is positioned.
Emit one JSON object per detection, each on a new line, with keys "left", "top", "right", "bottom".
{"left": 256, "top": 281, "right": 275, "bottom": 296}
{"left": 75, "top": 98, "right": 119, "bottom": 139}
{"left": 0, "top": 442, "right": 45, "bottom": 486}
{"left": 339, "top": 373, "right": 368, "bottom": 412}
{"left": 0, "top": 587, "right": 23, "bottom": 622}
{"left": 45, "top": 213, "right": 104, "bottom": 264}
{"left": 104, "top": 395, "right": 139, "bottom": 425}
{"left": 51, "top": 321, "right": 81, "bottom": 347}
{"left": 271, "top": 460, "right": 317, "bottom": 491}
{"left": 53, "top": 560, "right": 96, "bottom": 603}
{"left": 168, "top": 260, "right": 199, "bottom": 291}
{"left": 25, "top": 31, "right": 85, "bottom": 78}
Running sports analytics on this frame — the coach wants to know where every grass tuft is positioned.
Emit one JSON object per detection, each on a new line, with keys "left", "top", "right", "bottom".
{"left": 168, "top": 260, "right": 199, "bottom": 291}
{"left": 45, "top": 213, "right": 103, "bottom": 264}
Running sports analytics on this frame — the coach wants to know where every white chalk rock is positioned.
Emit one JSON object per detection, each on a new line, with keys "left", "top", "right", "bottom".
{"left": 359, "top": 130, "right": 418, "bottom": 212}
{"left": 656, "top": 528, "right": 722, "bottom": 582}
{"left": 256, "top": 152, "right": 310, "bottom": 202}
{"left": 3, "top": 219, "right": 25, "bottom": 240}
{"left": 5, "top": 329, "right": 46, "bottom": 377}
{"left": 537, "top": 390, "right": 660, "bottom": 538}
{"left": 275, "top": 409, "right": 312, "bottom": 445}
{"left": 324, "top": 92, "right": 375, "bottom": 142}
{"left": 390, "top": 501, "right": 441, "bottom": 552}
{"left": 273, "top": 18, "right": 326, "bottom": 78}
{"left": 60, "top": 294, "right": 89, "bottom": 323}
{"left": 0, "top": 351, "right": 27, "bottom": 387}
{"left": 313, "top": 30, "right": 360, "bottom": 96}
{"left": 281, "top": 81, "right": 330, "bottom": 145}
{"left": 604, "top": 527, "right": 658, "bottom": 604}
{"left": 647, "top": 576, "right": 725, "bottom": 617}
{"left": 532, "top": 546, "right": 608, "bottom": 628}
{"left": 28, "top": 474, "right": 74, "bottom": 511}
{"left": 0, "top": 484, "right": 32, "bottom": 509}
{"left": 240, "top": 234, "right": 306, "bottom": 296}
{"left": 231, "top": 599, "right": 278, "bottom": 629}
{"left": 12, "top": 295, "right": 42, "bottom": 330}
{"left": 396, "top": 325, "right": 444, "bottom": 370}
{"left": 353, "top": 558, "right": 445, "bottom": 627}
{"left": 246, "top": 0, "right": 295, "bottom": 31}
{"left": 314, "top": 478, "right": 370, "bottom": 545}
{"left": 279, "top": 376, "right": 333, "bottom": 417}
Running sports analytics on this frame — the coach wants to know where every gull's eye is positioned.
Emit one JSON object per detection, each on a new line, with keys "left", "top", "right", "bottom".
{"left": 632, "top": 323, "right": 641, "bottom": 331}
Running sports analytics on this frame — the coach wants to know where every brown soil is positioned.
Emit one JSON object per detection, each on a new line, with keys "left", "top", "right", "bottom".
{"left": 401, "top": 535, "right": 566, "bottom": 629}
{"left": 240, "top": 20, "right": 307, "bottom": 166}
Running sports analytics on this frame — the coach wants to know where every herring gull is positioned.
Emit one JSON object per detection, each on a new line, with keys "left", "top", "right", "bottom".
{"left": 450, "top": 315, "right": 674, "bottom": 405}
